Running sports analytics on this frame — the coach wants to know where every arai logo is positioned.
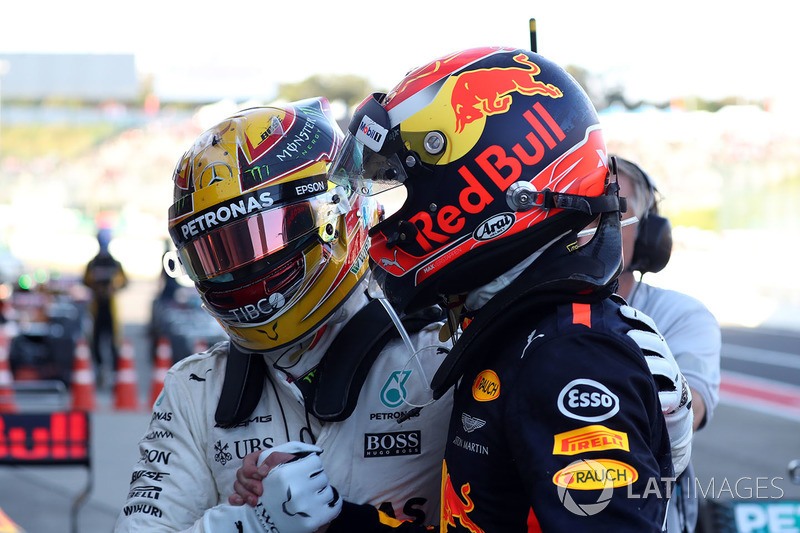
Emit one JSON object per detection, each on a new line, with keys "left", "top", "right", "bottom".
{"left": 557, "top": 379, "right": 619, "bottom": 422}
{"left": 473, "top": 212, "right": 515, "bottom": 241}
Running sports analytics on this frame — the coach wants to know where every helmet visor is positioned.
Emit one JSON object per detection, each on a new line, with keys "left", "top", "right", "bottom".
{"left": 177, "top": 189, "right": 345, "bottom": 282}
{"left": 329, "top": 132, "right": 408, "bottom": 196}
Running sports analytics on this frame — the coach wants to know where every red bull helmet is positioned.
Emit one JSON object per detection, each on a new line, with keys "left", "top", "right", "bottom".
{"left": 168, "top": 98, "right": 377, "bottom": 352}
{"left": 330, "top": 47, "right": 621, "bottom": 313}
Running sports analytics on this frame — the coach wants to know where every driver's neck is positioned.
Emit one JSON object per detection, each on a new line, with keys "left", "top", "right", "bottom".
{"left": 617, "top": 270, "right": 635, "bottom": 300}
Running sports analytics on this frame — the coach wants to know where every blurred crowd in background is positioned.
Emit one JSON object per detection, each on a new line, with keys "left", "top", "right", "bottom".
{"left": 3, "top": 97, "right": 799, "bottom": 329}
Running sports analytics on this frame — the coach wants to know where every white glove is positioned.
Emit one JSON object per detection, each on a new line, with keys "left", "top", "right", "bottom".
{"left": 250, "top": 442, "right": 342, "bottom": 533}
{"left": 619, "top": 304, "right": 693, "bottom": 476}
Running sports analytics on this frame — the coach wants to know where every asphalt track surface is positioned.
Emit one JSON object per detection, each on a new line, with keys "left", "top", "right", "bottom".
{"left": 1, "top": 283, "right": 799, "bottom": 532}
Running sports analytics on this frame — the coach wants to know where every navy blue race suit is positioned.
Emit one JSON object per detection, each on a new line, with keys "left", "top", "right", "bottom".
{"left": 329, "top": 292, "right": 673, "bottom": 532}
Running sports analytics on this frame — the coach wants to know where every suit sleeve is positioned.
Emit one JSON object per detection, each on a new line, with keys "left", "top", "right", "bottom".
{"left": 114, "top": 369, "right": 255, "bottom": 532}
{"left": 504, "top": 330, "right": 672, "bottom": 532}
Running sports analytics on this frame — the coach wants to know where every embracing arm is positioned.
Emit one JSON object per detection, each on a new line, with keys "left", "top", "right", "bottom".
{"left": 231, "top": 445, "right": 437, "bottom": 533}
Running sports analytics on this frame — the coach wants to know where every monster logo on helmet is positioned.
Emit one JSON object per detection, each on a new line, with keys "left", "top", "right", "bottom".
{"left": 330, "top": 47, "right": 623, "bottom": 313}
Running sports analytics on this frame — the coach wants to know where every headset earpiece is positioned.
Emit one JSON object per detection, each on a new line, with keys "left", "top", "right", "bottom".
{"left": 617, "top": 157, "right": 673, "bottom": 274}
{"left": 630, "top": 212, "right": 672, "bottom": 273}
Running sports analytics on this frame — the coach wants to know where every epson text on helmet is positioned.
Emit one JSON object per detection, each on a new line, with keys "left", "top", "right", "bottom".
{"left": 180, "top": 191, "right": 274, "bottom": 240}
{"left": 294, "top": 181, "right": 327, "bottom": 195}
{"left": 408, "top": 102, "right": 566, "bottom": 252}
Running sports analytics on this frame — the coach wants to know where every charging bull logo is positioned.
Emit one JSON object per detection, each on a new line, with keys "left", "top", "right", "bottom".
{"left": 386, "top": 47, "right": 517, "bottom": 107}
{"left": 442, "top": 462, "right": 484, "bottom": 533}
{"left": 451, "top": 53, "right": 563, "bottom": 133}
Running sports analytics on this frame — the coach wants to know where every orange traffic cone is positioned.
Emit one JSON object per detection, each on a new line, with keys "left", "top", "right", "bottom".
{"left": 150, "top": 337, "right": 172, "bottom": 406}
{"left": 114, "top": 338, "right": 140, "bottom": 411}
{"left": 0, "top": 326, "right": 17, "bottom": 413}
{"left": 70, "top": 337, "right": 96, "bottom": 411}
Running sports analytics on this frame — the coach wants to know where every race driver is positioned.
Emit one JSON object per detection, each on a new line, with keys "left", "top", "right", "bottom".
{"left": 232, "top": 48, "right": 693, "bottom": 532}
{"left": 114, "top": 98, "right": 454, "bottom": 532}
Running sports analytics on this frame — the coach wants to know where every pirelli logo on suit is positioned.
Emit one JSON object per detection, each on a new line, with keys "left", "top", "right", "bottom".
{"left": 552, "top": 425, "right": 630, "bottom": 455}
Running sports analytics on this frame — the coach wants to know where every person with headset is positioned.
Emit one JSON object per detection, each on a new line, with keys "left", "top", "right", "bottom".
{"left": 611, "top": 155, "right": 721, "bottom": 533}
{"left": 232, "top": 47, "right": 695, "bottom": 532}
